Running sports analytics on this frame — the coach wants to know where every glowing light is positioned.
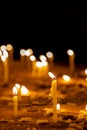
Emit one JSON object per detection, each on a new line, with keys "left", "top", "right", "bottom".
{"left": 63, "top": 75, "right": 71, "bottom": 81}
{"left": 6, "top": 44, "right": 13, "bottom": 51}
{"left": 46, "top": 51, "right": 53, "bottom": 59}
{"left": 56, "top": 103, "right": 60, "bottom": 111}
{"left": 21, "top": 85, "right": 29, "bottom": 95}
{"left": 20, "top": 49, "right": 26, "bottom": 56}
{"left": 85, "top": 104, "right": 87, "bottom": 111}
{"left": 48, "top": 72, "right": 56, "bottom": 79}
{"left": 36, "top": 61, "right": 42, "bottom": 68}
{"left": 67, "top": 49, "right": 74, "bottom": 56}
{"left": 15, "top": 83, "right": 21, "bottom": 89}
{"left": 30, "top": 55, "right": 36, "bottom": 61}
{"left": 85, "top": 69, "right": 87, "bottom": 75}
{"left": 0, "top": 45, "right": 6, "bottom": 51}
{"left": 13, "top": 86, "right": 18, "bottom": 95}
{"left": 39, "top": 55, "right": 47, "bottom": 62}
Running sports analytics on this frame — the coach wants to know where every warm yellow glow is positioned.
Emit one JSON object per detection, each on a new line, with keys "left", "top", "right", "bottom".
{"left": 85, "top": 104, "right": 87, "bottom": 110}
{"left": 1, "top": 55, "right": 6, "bottom": 62}
{"left": 63, "top": 75, "right": 71, "bottom": 81}
{"left": 21, "top": 85, "right": 29, "bottom": 95}
{"left": 15, "top": 83, "right": 21, "bottom": 89}
{"left": 56, "top": 103, "right": 60, "bottom": 110}
{"left": 39, "top": 55, "right": 47, "bottom": 62}
{"left": 6, "top": 44, "right": 13, "bottom": 51}
{"left": 30, "top": 55, "right": 36, "bottom": 61}
{"left": 0, "top": 45, "right": 6, "bottom": 51}
{"left": 13, "top": 86, "right": 18, "bottom": 95}
{"left": 46, "top": 51, "right": 53, "bottom": 59}
{"left": 42, "top": 61, "right": 48, "bottom": 67}
{"left": 0, "top": 50, "right": 2, "bottom": 56}
{"left": 48, "top": 72, "right": 56, "bottom": 79}
{"left": 67, "top": 49, "right": 74, "bottom": 56}
{"left": 3, "top": 51, "right": 8, "bottom": 58}
{"left": 20, "top": 49, "right": 26, "bottom": 56}
{"left": 36, "top": 61, "right": 42, "bottom": 68}
{"left": 27, "top": 48, "right": 33, "bottom": 55}
{"left": 85, "top": 69, "right": 87, "bottom": 75}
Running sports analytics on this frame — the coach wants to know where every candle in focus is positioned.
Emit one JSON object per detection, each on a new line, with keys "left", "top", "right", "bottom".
{"left": 67, "top": 49, "right": 75, "bottom": 76}
{"left": 48, "top": 72, "right": 58, "bottom": 123}
{"left": 13, "top": 86, "right": 18, "bottom": 118}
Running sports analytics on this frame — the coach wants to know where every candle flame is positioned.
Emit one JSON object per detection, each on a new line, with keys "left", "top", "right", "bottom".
{"left": 30, "top": 55, "right": 36, "bottom": 61}
{"left": 67, "top": 49, "right": 74, "bottom": 56}
{"left": 21, "top": 85, "right": 29, "bottom": 95}
{"left": 56, "top": 103, "right": 60, "bottom": 110}
{"left": 85, "top": 104, "right": 87, "bottom": 111}
{"left": 63, "top": 75, "right": 71, "bottom": 81}
{"left": 39, "top": 55, "right": 47, "bottom": 62}
{"left": 13, "top": 86, "right": 18, "bottom": 95}
{"left": 48, "top": 72, "right": 56, "bottom": 79}
{"left": 46, "top": 51, "right": 54, "bottom": 59}
{"left": 85, "top": 69, "right": 87, "bottom": 75}
{"left": 20, "top": 49, "right": 26, "bottom": 56}
{"left": 6, "top": 44, "right": 13, "bottom": 51}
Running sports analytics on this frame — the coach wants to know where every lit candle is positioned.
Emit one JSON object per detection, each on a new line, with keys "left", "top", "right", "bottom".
{"left": 6, "top": 44, "right": 14, "bottom": 62}
{"left": 13, "top": 86, "right": 18, "bottom": 118}
{"left": 67, "top": 49, "right": 75, "bottom": 76}
{"left": 1, "top": 51, "right": 9, "bottom": 86}
{"left": 46, "top": 51, "right": 54, "bottom": 71}
{"left": 48, "top": 72, "right": 58, "bottom": 123}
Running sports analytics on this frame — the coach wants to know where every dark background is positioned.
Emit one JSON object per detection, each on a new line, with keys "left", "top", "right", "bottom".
{"left": 0, "top": 7, "right": 87, "bottom": 65}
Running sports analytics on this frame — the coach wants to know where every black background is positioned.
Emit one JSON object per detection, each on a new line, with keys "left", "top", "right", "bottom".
{"left": 0, "top": 7, "right": 87, "bottom": 64}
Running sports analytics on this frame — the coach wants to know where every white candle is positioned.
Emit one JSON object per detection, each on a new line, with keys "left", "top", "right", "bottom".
{"left": 48, "top": 72, "right": 58, "bottom": 123}
{"left": 13, "top": 86, "right": 18, "bottom": 118}
{"left": 67, "top": 49, "right": 75, "bottom": 76}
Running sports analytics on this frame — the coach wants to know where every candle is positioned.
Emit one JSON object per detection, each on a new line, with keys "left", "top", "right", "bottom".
{"left": 1, "top": 51, "right": 9, "bottom": 86}
{"left": 48, "top": 72, "right": 58, "bottom": 123}
{"left": 13, "top": 86, "right": 18, "bottom": 118}
{"left": 67, "top": 49, "right": 75, "bottom": 76}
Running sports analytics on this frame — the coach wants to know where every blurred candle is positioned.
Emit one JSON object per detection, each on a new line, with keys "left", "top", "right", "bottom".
{"left": 13, "top": 86, "right": 18, "bottom": 118}
{"left": 1, "top": 51, "right": 9, "bottom": 85}
{"left": 48, "top": 72, "right": 57, "bottom": 123}
{"left": 67, "top": 49, "right": 75, "bottom": 76}
{"left": 6, "top": 44, "right": 14, "bottom": 62}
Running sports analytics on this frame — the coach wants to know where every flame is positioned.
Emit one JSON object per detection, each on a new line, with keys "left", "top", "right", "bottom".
{"left": 20, "top": 49, "right": 25, "bottom": 56}
{"left": 13, "top": 86, "right": 18, "bottom": 95}
{"left": 21, "top": 85, "right": 29, "bottom": 95}
{"left": 36, "top": 61, "right": 42, "bottom": 68}
{"left": 48, "top": 72, "right": 56, "bottom": 79}
{"left": 85, "top": 69, "right": 87, "bottom": 75}
{"left": 85, "top": 104, "right": 87, "bottom": 111}
{"left": 56, "top": 103, "right": 60, "bottom": 110}
{"left": 6, "top": 44, "right": 13, "bottom": 51}
{"left": 46, "top": 51, "right": 53, "bottom": 59}
{"left": 30, "top": 55, "right": 36, "bottom": 61}
{"left": 67, "top": 49, "right": 74, "bottom": 56}
{"left": 39, "top": 55, "right": 47, "bottom": 62}
{"left": 63, "top": 75, "right": 71, "bottom": 81}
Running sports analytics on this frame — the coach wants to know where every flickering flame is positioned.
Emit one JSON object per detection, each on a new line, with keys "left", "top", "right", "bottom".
{"left": 30, "top": 55, "right": 36, "bottom": 61}
{"left": 48, "top": 72, "right": 56, "bottom": 79}
{"left": 13, "top": 86, "right": 18, "bottom": 95}
{"left": 21, "top": 85, "right": 29, "bottom": 95}
{"left": 20, "top": 49, "right": 25, "bottom": 56}
{"left": 46, "top": 51, "right": 53, "bottom": 59}
{"left": 56, "top": 103, "right": 60, "bottom": 111}
{"left": 67, "top": 49, "right": 74, "bottom": 56}
{"left": 85, "top": 69, "right": 87, "bottom": 75}
{"left": 6, "top": 44, "right": 13, "bottom": 51}
{"left": 63, "top": 75, "right": 71, "bottom": 81}
{"left": 39, "top": 55, "right": 47, "bottom": 62}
